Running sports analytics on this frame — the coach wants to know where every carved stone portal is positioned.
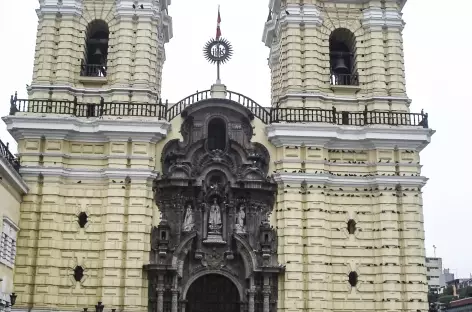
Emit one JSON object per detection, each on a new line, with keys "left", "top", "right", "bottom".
{"left": 145, "top": 98, "right": 283, "bottom": 312}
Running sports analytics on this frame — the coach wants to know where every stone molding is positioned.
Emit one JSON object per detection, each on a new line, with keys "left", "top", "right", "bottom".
{"left": 282, "top": 92, "right": 412, "bottom": 105}
{"left": 36, "top": 0, "right": 83, "bottom": 17}
{"left": 0, "top": 157, "right": 28, "bottom": 195}
{"left": 266, "top": 123, "right": 434, "bottom": 150}
{"left": 263, "top": 4, "right": 323, "bottom": 47}
{"left": 20, "top": 167, "right": 159, "bottom": 180}
{"left": 27, "top": 84, "right": 161, "bottom": 98}
{"left": 114, "top": 0, "right": 173, "bottom": 43}
{"left": 273, "top": 172, "right": 428, "bottom": 187}
{"left": 3, "top": 115, "right": 171, "bottom": 143}
{"left": 362, "top": 7, "right": 405, "bottom": 29}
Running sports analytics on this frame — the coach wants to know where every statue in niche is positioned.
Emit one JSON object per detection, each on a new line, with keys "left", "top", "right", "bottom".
{"left": 235, "top": 204, "right": 246, "bottom": 233}
{"left": 182, "top": 203, "right": 195, "bottom": 232}
{"left": 208, "top": 198, "right": 222, "bottom": 232}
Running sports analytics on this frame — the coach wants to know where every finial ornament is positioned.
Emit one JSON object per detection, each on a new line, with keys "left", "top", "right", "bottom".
{"left": 203, "top": 6, "right": 233, "bottom": 84}
{"left": 203, "top": 38, "right": 233, "bottom": 84}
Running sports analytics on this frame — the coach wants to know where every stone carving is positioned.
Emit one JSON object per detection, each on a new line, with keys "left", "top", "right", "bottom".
{"left": 208, "top": 198, "right": 222, "bottom": 231}
{"left": 146, "top": 98, "right": 283, "bottom": 312}
{"left": 182, "top": 203, "right": 194, "bottom": 232}
{"left": 235, "top": 204, "right": 245, "bottom": 233}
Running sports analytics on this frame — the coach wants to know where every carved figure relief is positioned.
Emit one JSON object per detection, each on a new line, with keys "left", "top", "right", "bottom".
{"left": 182, "top": 204, "right": 194, "bottom": 232}
{"left": 235, "top": 205, "right": 246, "bottom": 233}
{"left": 146, "top": 98, "right": 283, "bottom": 312}
{"left": 208, "top": 198, "right": 222, "bottom": 230}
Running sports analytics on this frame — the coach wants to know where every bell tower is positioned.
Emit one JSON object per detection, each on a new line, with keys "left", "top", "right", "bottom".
{"left": 263, "top": 0, "right": 408, "bottom": 111}
{"left": 262, "top": 1, "right": 432, "bottom": 312}
{"left": 31, "top": 0, "right": 172, "bottom": 103}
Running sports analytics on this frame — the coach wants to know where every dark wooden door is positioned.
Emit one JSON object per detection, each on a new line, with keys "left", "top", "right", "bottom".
{"left": 187, "top": 274, "right": 240, "bottom": 312}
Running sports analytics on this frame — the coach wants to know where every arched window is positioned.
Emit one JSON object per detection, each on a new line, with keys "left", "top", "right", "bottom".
{"left": 81, "top": 20, "right": 109, "bottom": 77}
{"left": 208, "top": 118, "right": 227, "bottom": 151}
{"left": 329, "top": 28, "right": 358, "bottom": 86}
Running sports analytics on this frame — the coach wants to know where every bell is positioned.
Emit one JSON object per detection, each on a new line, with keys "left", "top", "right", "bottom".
{"left": 333, "top": 55, "right": 349, "bottom": 74}
{"left": 93, "top": 47, "right": 102, "bottom": 56}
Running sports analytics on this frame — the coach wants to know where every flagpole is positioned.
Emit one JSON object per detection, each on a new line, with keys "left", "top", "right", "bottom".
{"left": 216, "top": 5, "right": 221, "bottom": 84}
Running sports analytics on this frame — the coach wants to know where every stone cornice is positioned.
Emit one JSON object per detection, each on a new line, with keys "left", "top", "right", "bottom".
{"left": 281, "top": 92, "right": 412, "bottom": 105}
{"left": 263, "top": 4, "right": 323, "bottom": 47}
{"left": 20, "top": 167, "right": 159, "bottom": 180}
{"left": 273, "top": 172, "right": 427, "bottom": 187}
{"left": 0, "top": 157, "right": 29, "bottom": 195}
{"left": 114, "top": 0, "right": 173, "bottom": 43}
{"left": 28, "top": 84, "right": 160, "bottom": 98}
{"left": 361, "top": 7, "right": 405, "bottom": 30}
{"left": 3, "top": 216, "right": 20, "bottom": 232}
{"left": 114, "top": 0, "right": 160, "bottom": 19}
{"left": 36, "top": 0, "right": 83, "bottom": 18}
{"left": 2, "top": 115, "right": 171, "bottom": 143}
{"left": 266, "top": 123, "right": 434, "bottom": 150}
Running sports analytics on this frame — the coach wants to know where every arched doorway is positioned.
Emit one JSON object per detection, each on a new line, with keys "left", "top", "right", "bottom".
{"left": 186, "top": 274, "right": 240, "bottom": 312}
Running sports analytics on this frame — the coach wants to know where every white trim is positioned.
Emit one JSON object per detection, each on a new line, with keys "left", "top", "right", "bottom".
{"left": 266, "top": 123, "right": 434, "bottom": 150}
{"left": 114, "top": 0, "right": 173, "bottom": 43}
{"left": 362, "top": 7, "right": 405, "bottom": 30}
{"left": 0, "top": 157, "right": 28, "bottom": 195}
{"left": 114, "top": 0, "right": 160, "bottom": 19}
{"left": 36, "top": 0, "right": 83, "bottom": 17}
{"left": 27, "top": 84, "right": 160, "bottom": 98}
{"left": 20, "top": 167, "right": 159, "bottom": 180}
{"left": 281, "top": 92, "right": 412, "bottom": 104}
{"left": 263, "top": 4, "right": 323, "bottom": 47}
{"left": 273, "top": 172, "right": 428, "bottom": 187}
{"left": 2, "top": 217, "right": 19, "bottom": 232}
{"left": 20, "top": 153, "right": 153, "bottom": 161}
{"left": 274, "top": 159, "right": 420, "bottom": 168}
{"left": 2, "top": 115, "right": 171, "bottom": 143}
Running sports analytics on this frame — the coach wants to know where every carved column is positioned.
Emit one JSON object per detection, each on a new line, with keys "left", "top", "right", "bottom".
{"left": 157, "top": 274, "right": 165, "bottom": 312}
{"left": 157, "top": 288, "right": 165, "bottom": 312}
{"left": 171, "top": 290, "right": 179, "bottom": 312}
{"left": 222, "top": 203, "right": 227, "bottom": 242}
{"left": 247, "top": 287, "right": 256, "bottom": 312}
{"left": 180, "top": 300, "right": 187, "bottom": 312}
{"left": 202, "top": 203, "right": 208, "bottom": 239}
{"left": 263, "top": 275, "right": 270, "bottom": 312}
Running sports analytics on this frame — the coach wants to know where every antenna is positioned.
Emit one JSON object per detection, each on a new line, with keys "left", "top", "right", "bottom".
{"left": 433, "top": 245, "right": 437, "bottom": 257}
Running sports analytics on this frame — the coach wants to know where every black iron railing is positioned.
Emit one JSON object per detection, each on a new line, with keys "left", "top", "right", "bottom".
{"left": 0, "top": 140, "right": 20, "bottom": 172}
{"left": 80, "top": 62, "right": 107, "bottom": 77}
{"left": 8, "top": 91, "right": 429, "bottom": 128}
{"left": 271, "top": 106, "right": 428, "bottom": 128}
{"left": 9, "top": 94, "right": 167, "bottom": 119}
{"left": 330, "top": 72, "right": 359, "bottom": 86}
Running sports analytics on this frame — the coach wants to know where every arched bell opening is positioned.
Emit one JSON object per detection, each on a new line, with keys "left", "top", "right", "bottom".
{"left": 329, "top": 28, "right": 358, "bottom": 86}
{"left": 185, "top": 274, "right": 242, "bottom": 312}
{"left": 207, "top": 118, "right": 227, "bottom": 151}
{"left": 81, "top": 20, "right": 109, "bottom": 77}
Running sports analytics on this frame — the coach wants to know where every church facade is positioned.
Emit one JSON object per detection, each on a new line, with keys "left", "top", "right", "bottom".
{"left": 3, "top": 1, "right": 434, "bottom": 312}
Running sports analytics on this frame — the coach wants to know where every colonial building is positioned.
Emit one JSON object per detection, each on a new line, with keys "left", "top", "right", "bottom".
{"left": 0, "top": 139, "right": 27, "bottom": 310}
{"left": 3, "top": 0, "right": 434, "bottom": 312}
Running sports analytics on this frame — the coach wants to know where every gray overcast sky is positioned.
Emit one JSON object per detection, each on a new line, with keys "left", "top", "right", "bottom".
{"left": 0, "top": 0, "right": 470, "bottom": 277}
